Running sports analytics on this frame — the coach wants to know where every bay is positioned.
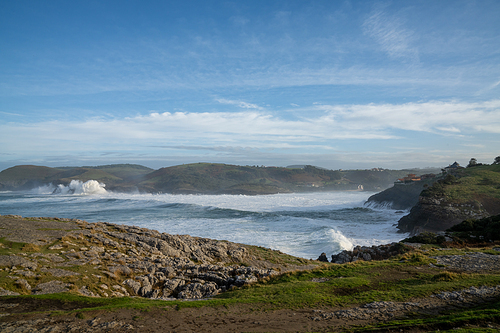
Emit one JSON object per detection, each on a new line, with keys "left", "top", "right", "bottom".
{"left": 0, "top": 181, "right": 409, "bottom": 259}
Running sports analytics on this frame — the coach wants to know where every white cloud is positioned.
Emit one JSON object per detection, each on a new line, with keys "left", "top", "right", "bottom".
{"left": 215, "top": 98, "right": 263, "bottom": 110}
{"left": 316, "top": 99, "right": 500, "bottom": 134}
{"left": 1, "top": 99, "right": 499, "bottom": 170}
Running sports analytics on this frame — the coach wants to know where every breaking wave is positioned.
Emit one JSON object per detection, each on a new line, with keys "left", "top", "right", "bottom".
{"left": 33, "top": 180, "right": 107, "bottom": 195}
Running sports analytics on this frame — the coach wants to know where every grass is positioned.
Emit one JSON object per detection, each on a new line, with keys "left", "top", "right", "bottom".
{"left": 3, "top": 253, "right": 498, "bottom": 315}
{"left": 246, "top": 245, "right": 315, "bottom": 267}
{"left": 351, "top": 300, "right": 500, "bottom": 332}
{"left": 442, "top": 165, "right": 500, "bottom": 203}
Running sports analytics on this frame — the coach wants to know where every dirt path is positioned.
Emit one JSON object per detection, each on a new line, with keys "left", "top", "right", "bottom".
{"left": 2, "top": 284, "right": 500, "bottom": 332}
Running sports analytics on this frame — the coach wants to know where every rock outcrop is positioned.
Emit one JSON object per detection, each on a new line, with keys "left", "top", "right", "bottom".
{"left": 330, "top": 243, "right": 410, "bottom": 264}
{"left": 365, "top": 182, "right": 426, "bottom": 210}
{"left": 0, "top": 215, "right": 316, "bottom": 300}
{"left": 397, "top": 196, "right": 490, "bottom": 234}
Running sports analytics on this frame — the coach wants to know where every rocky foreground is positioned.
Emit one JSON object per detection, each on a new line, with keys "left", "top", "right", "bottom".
{"left": 0, "top": 215, "right": 315, "bottom": 300}
{"left": 2, "top": 215, "right": 500, "bottom": 332}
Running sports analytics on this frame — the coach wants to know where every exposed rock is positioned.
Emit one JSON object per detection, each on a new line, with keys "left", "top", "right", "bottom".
{"left": 366, "top": 182, "right": 426, "bottom": 210}
{"left": 317, "top": 253, "right": 329, "bottom": 262}
{"left": 32, "top": 280, "right": 72, "bottom": 295}
{"left": 397, "top": 196, "right": 490, "bottom": 234}
{"left": 0, "top": 215, "right": 307, "bottom": 300}
{"left": 177, "top": 282, "right": 219, "bottom": 299}
{"left": 330, "top": 243, "right": 410, "bottom": 264}
{"left": 0, "top": 287, "right": 19, "bottom": 296}
{"left": 40, "top": 268, "right": 80, "bottom": 277}
{"left": 15, "top": 279, "right": 31, "bottom": 291}
{"left": 122, "top": 279, "right": 141, "bottom": 295}
{"left": 0, "top": 255, "right": 37, "bottom": 270}
{"left": 431, "top": 252, "right": 500, "bottom": 272}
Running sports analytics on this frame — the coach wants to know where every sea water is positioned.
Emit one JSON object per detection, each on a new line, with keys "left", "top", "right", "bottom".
{"left": 0, "top": 180, "right": 409, "bottom": 259}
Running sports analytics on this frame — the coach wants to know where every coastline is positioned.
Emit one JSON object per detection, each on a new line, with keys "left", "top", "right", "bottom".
{"left": 1, "top": 214, "right": 500, "bottom": 332}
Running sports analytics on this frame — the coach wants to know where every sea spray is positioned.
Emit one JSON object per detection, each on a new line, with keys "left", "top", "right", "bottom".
{"left": 34, "top": 180, "right": 108, "bottom": 195}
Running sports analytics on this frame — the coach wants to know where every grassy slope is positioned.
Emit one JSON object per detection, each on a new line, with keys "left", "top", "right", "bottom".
{"left": 0, "top": 164, "right": 154, "bottom": 190}
{"left": 0, "top": 165, "right": 63, "bottom": 182}
{"left": 139, "top": 163, "right": 435, "bottom": 194}
{"left": 422, "top": 164, "right": 500, "bottom": 214}
{"left": 138, "top": 163, "right": 344, "bottom": 193}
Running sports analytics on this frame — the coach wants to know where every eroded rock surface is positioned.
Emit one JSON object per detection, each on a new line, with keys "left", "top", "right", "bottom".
{"left": 0, "top": 215, "right": 314, "bottom": 300}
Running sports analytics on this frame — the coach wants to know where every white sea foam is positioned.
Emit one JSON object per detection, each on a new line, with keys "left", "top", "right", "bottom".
{"left": 31, "top": 184, "right": 57, "bottom": 194}
{"left": 52, "top": 180, "right": 107, "bottom": 195}
{"left": 326, "top": 229, "right": 355, "bottom": 252}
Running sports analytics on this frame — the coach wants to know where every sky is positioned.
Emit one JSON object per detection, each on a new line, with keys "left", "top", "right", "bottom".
{"left": 1, "top": 0, "right": 499, "bottom": 172}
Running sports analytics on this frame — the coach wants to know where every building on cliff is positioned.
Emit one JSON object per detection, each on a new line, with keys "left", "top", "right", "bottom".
{"left": 444, "top": 161, "right": 464, "bottom": 173}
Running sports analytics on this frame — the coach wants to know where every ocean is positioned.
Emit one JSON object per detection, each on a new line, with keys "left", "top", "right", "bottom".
{"left": 0, "top": 180, "right": 409, "bottom": 259}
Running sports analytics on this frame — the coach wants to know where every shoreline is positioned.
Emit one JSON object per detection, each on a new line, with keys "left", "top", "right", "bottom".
{"left": 1, "top": 215, "right": 500, "bottom": 331}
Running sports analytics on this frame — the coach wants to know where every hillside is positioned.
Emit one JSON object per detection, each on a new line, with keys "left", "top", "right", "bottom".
{"left": 397, "top": 164, "right": 500, "bottom": 234}
{"left": 0, "top": 164, "right": 153, "bottom": 192}
{"left": 0, "top": 162, "right": 439, "bottom": 194}
{"left": 135, "top": 163, "right": 429, "bottom": 194}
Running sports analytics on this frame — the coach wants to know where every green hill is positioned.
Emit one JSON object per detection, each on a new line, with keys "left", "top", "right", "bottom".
{"left": 0, "top": 162, "right": 439, "bottom": 194}
{"left": 0, "top": 164, "right": 153, "bottom": 191}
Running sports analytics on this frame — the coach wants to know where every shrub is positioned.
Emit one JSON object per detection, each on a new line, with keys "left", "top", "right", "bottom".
{"left": 403, "top": 232, "right": 446, "bottom": 245}
{"left": 448, "top": 214, "right": 500, "bottom": 241}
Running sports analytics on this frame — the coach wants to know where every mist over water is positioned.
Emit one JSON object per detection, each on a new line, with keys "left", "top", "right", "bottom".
{"left": 0, "top": 181, "right": 409, "bottom": 259}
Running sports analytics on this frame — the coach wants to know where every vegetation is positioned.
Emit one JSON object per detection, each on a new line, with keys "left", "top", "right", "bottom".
{"left": 403, "top": 232, "right": 447, "bottom": 245}
{"left": 448, "top": 214, "right": 500, "bottom": 242}
{"left": 420, "top": 164, "right": 500, "bottom": 205}
{"left": 0, "top": 162, "right": 440, "bottom": 194}
{"left": 3, "top": 245, "right": 500, "bottom": 331}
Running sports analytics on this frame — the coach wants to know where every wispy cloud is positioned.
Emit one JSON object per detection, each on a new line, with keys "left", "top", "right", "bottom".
{"left": 215, "top": 98, "right": 263, "bottom": 110}
{"left": 362, "top": 8, "right": 419, "bottom": 63}
{"left": 316, "top": 99, "right": 500, "bottom": 134}
{"left": 2, "top": 100, "right": 499, "bottom": 157}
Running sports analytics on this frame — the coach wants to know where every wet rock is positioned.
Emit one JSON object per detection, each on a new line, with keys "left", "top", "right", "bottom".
{"left": 317, "top": 253, "right": 329, "bottom": 262}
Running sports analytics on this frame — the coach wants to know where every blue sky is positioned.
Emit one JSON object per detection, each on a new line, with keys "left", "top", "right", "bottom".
{"left": 1, "top": 0, "right": 499, "bottom": 171}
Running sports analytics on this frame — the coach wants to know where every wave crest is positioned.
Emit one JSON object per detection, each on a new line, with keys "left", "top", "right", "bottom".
{"left": 51, "top": 180, "right": 107, "bottom": 195}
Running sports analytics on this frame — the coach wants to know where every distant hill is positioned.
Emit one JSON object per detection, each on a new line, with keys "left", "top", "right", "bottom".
{"left": 0, "top": 162, "right": 440, "bottom": 194}
{"left": 0, "top": 164, "right": 153, "bottom": 192}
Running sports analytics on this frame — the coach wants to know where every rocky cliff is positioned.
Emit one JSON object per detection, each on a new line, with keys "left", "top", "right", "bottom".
{"left": 397, "top": 165, "right": 500, "bottom": 235}
{"left": 365, "top": 182, "right": 426, "bottom": 210}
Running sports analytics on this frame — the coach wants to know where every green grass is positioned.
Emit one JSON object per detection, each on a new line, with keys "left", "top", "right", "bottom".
{"left": 443, "top": 165, "right": 500, "bottom": 203}
{"left": 0, "top": 237, "right": 27, "bottom": 255}
{"left": 351, "top": 300, "right": 500, "bottom": 332}
{"left": 4, "top": 255, "right": 497, "bottom": 314}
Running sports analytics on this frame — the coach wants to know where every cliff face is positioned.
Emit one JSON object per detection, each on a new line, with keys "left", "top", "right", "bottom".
{"left": 397, "top": 165, "right": 500, "bottom": 235}
{"left": 397, "top": 196, "right": 490, "bottom": 234}
{"left": 366, "top": 182, "right": 426, "bottom": 210}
